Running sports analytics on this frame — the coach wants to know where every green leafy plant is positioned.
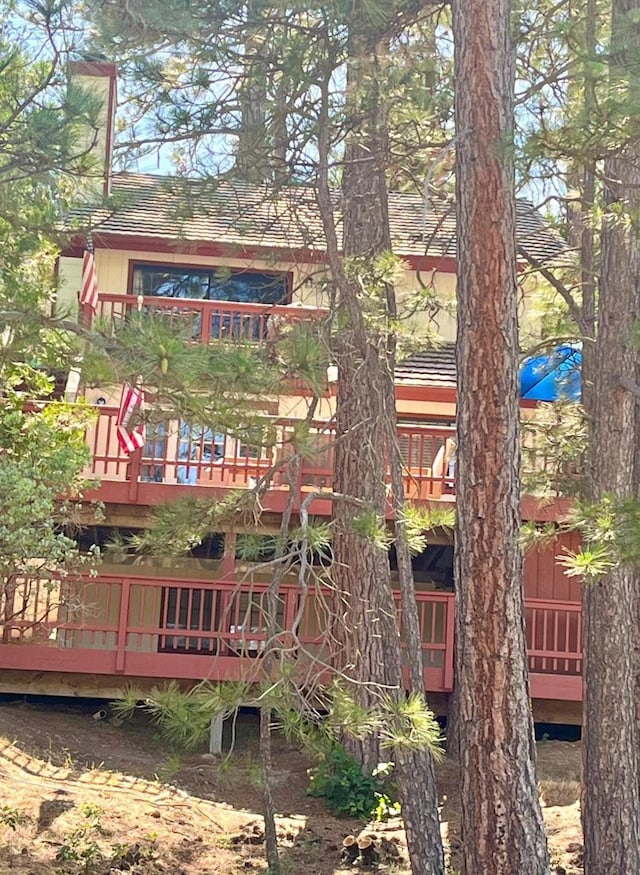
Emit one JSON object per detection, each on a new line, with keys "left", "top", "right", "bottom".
{"left": 0, "top": 805, "right": 29, "bottom": 830}
{"left": 350, "top": 508, "right": 392, "bottom": 549}
{"left": 109, "top": 838, "right": 158, "bottom": 870}
{"left": 307, "top": 744, "right": 399, "bottom": 821}
{"left": 55, "top": 804, "right": 105, "bottom": 873}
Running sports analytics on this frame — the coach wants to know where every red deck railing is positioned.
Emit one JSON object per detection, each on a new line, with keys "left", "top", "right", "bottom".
{"left": 0, "top": 574, "right": 582, "bottom": 700}
{"left": 85, "top": 408, "right": 457, "bottom": 507}
{"left": 92, "top": 294, "right": 326, "bottom": 344}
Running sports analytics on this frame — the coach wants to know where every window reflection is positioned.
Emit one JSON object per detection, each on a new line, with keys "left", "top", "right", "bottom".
{"left": 177, "top": 423, "right": 225, "bottom": 485}
{"left": 132, "top": 264, "right": 288, "bottom": 305}
{"left": 132, "top": 264, "right": 289, "bottom": 342}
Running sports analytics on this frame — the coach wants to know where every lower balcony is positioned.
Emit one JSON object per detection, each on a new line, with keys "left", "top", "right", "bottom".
{"left": 0, "top": 575, "right": 582, "bottom": 702}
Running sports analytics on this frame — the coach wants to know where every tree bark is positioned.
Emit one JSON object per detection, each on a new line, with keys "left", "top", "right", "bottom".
{"left": 384, "top": 251, "right": 444, "bottom": 875}
{"left": 331, "top": 18, "right": 403, "bottom": 774}
{"left": 318, "top": 13, "right": 445, "bottom": 873}
{"left": 567, "top": 0, "right": 598, "bottom": 416}
{"left": 583, "top": 3, "right": 640, "bottom": 870}
{"left": 452, "top": 0, "right": 550, "bottom": 872}
{"left": 236, "top": 0, "right": 270, "bottom": 182}
{"left": 260, "top": 706, "right": 280, "bottom": 875}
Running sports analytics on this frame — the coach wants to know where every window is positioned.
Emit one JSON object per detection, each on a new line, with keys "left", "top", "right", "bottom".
{"left": 397, "top": 418, "right": 455, "bottom": 472}
{"left": 177, "top": 422, "right": 224, "bottom": 485}
{"left": 132, "top": 264, "right": 289, "bottom": 305}
{"left": 141, "top": 421, "right": 167, "bottom": 483}
{"left": 131, "top": 264, "right": 289, "bottom": 341}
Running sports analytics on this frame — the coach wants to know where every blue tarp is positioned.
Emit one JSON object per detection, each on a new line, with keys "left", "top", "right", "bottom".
{"left": 520, "top": 344, "right": 582, "bottom": 401}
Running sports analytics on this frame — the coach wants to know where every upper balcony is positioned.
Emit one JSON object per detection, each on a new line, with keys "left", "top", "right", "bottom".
{"left": 90, "top": 294, "right": 327, "bottom": 345}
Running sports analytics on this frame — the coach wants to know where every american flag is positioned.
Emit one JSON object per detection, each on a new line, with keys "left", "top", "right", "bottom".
{"left": 79, "top": 248, "right": 99, "bottom": 312}
{"left": 116, "top": 382, "right": 146, "bottom": 455}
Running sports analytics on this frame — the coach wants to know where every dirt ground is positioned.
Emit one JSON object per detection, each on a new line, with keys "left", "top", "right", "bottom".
{"left": 0, "top": 698, "right": 582, "bottom": 874}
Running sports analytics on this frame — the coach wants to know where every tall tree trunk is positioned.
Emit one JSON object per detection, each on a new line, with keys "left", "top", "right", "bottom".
{"left": 316, "top": 12, "right": 445, "bottom": 873}
{"left": 236, "top": 0, "right": 269, "bottom": 182}
{"left": 331, "top": 18, "right": 403, "bottom": 774}
{"left": 583, "top": 2, "right": 640, "bottom": 870}
{"left": 451, "top": 0, "right": 550, "bottom": 872}
{"left": 567, "top": 0, "right": 598, "bottom": 416}
{"left": 385, "top": 411, "right": 445, "bottom": 875}
{"left": 259, "top": 457, "right": 301, "bottom": 875}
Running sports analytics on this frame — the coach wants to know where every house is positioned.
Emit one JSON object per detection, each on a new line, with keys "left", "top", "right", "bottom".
{"left": 0, "top": 61, "right": 582, "bottom": 727}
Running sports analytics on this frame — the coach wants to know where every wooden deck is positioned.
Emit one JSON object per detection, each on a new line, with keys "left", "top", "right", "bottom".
{"left": 93, "top": 294, "right": 326, "bottom": 345}
{"left": 85, "top": 407, "right": 458, "bottom": 510}
{"left": 0, "top": 574, "right": 582, "bottom": 702}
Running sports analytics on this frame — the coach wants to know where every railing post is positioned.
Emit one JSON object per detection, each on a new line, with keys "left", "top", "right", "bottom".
{"left": 200, "top": 301, "right": 211, "bottom": 344}
{"left": 127, "top": 449, "right": 142, "bottom": 502}
{"left": 115, "top": 579, "right": 131, "bottom": 673}
{"left": 443, "top": 594, "right": 456, "bottom": 691}
{"left": 79, "top": 302, "right": 94, "bottom": 331}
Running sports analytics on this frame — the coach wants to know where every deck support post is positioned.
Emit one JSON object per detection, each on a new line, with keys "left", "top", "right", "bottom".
{"left": 209, "top": 713, "right": 224, "bottom": 755}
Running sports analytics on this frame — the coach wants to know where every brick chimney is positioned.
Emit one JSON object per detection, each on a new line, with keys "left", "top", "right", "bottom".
{"left": 68, "top": 59, "right": 117, "bottom": 199}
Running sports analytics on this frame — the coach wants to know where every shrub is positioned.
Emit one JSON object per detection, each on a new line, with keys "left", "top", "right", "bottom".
{"left": 307, "top": 745, "right": 398, "bottom": 821}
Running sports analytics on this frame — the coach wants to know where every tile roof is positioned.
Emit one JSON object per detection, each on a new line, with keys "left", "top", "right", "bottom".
{"left": 75, "top": 172, "right": 567, "bottom": 264}
{"left": 395, "top": 343, "right": 457, "bottom": 387}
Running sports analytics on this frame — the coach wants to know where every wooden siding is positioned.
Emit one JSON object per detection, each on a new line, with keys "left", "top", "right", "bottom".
{"left": 524, "top": 531, "right": 582, "bottom": 602}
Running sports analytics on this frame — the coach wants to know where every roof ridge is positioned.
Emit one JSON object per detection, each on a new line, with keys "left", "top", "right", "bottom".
{"left": 70, "top": 173, "right": 567, "bottom": 263}
{"left": 112, "top": 171, "right": 550, "bottom": 209}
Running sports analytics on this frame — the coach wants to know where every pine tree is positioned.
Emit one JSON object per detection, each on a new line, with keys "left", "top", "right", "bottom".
{"left": 581, "top": 0, "right": 640, "bottom": 868}
{"left": 451, "top": 0, "right": 550, "bottom": 870}
{"left": 0, "top": 1, "right": 105, "bottom": 636}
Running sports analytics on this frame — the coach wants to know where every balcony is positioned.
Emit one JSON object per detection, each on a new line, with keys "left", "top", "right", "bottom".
{"left": 0, "top": 574, "right": 581, "bottom": 701}
{"left": 85, "top": 407, "right": 457, "bottom": 510}
{"left": 90, "top": 294, "right": 326, "bottom": 344}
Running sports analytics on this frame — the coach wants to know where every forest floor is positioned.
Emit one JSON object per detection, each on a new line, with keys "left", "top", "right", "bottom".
{"left": 0, "top": 698, "right": 582, "bottom": 874}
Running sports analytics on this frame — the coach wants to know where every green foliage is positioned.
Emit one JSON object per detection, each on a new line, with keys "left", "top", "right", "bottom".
{"left": 401, "top": 504, "right": 455, "bottom": 555}
{"left": 123, "top": 492, "right": 254, "bottom": 557}
{"left": 236, "top": 533, "right": 280, "bottom": 562}
{"left": 277, "top": 420, "right": 332, "bottom": 471}
{"left": 350, "top": 508, "right": 392, "bottom": 549}
{"left": 521, "top": 401, "right": 588, "bottom": 499}
{"left": 276, "top": 683, "right": 442, "bottom": 820}
{"left": 0, "top": 4, "right": 109, "bottom": 633}
{"left": 275, "top": 323, "right": 329, "bottom": 394}
{"left": 155, "top": 753, "right": 183, "bottom": 782}
{"left": 0, "top": 3, "right": 101, "bottom": 371}
{"left": 307, "top": 745, "right": 396, "bottom": 820}
{"left": 111, "top": 680, "right": 251, "bottom": 752}
{"left": 565, "top": 496, "right": 619, "bottom": 547}
{"left": 557, "top": 544, "right": 616, "bottom": 580}
{"left": 277, "top": 681, "right": 444, "bottom": 762}
{"left": 379, "top": 692, "right": 444, "bottom": 759}
{"left": 289, "top": 519, "right": 333, "bottom": 565}
{"left": 0, "top": 384, "right": 99, "bottom": 605}
{"left": 519, "top": 521, "right": 558, "bottom": 553}
{"left": 0, "top": 806, "right": 29, "bottom": 831}
{"left": 56, "top": 804, "right": 105, "bottom": 874}
{"left": 97, "top": 311, "right": 278, "bottom": 421}
{"left": 114, "top": 681, "right": 212, "bottom": 751}
{"left": 558, "top": 495, "right": 640, "bottom": 581}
